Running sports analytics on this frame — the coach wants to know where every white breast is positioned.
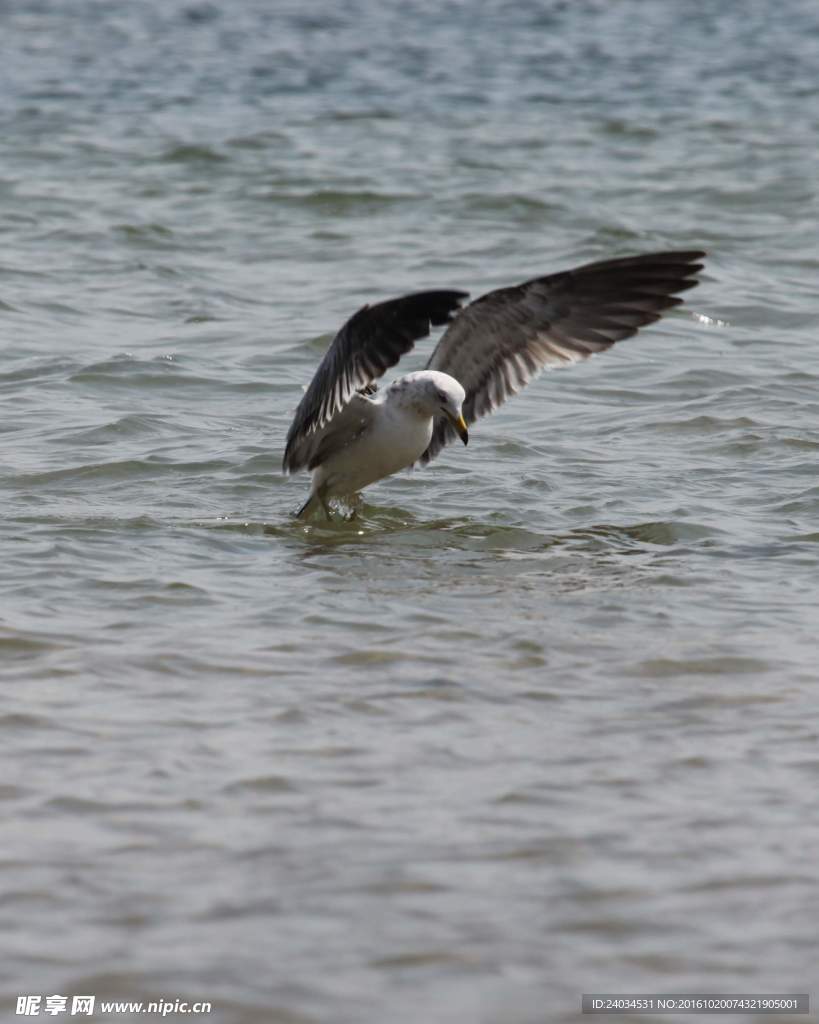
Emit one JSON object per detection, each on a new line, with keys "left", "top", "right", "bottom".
{"left": 314, "top": 399, "right": 433, "bottom": 499}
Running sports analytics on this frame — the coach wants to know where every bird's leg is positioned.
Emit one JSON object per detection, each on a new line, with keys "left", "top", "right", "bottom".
{"left": 295, "top": 483, "right": 332, "bottom": 521}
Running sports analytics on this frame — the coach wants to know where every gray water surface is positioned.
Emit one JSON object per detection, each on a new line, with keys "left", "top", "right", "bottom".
{"left": 2, "top": 1, "right": 819, "bottom": 1021}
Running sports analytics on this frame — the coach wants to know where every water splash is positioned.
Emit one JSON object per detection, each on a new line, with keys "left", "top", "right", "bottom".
{"left": 690, "top": 310, "right": 730, "bottom": 327}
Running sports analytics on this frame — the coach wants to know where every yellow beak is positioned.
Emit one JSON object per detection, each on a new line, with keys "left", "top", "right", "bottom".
{"left": 449, "top": 411, "right": 469, "bottom": 446}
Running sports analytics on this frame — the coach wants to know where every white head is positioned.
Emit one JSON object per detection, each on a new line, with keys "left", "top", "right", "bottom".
{"left": 389, "top": 370, "right": 469, "bottom": 444}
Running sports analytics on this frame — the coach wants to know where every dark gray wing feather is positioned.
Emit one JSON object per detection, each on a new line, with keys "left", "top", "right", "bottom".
{"left": 420, "top": 250, "right": 705, "bottom": 464}
{"left": 283, "top": 290, "right": 468, "bottom": 473}
{"left": 284, "top": 393, "right": 377, "bottom": 475}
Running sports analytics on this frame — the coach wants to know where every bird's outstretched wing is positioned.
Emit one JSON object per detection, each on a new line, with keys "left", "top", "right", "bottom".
{"left": 420, "top": 250, "right": 705, "bottom": 465}
{"left": 283, "top": 290, "right": 468, "bottom": 473}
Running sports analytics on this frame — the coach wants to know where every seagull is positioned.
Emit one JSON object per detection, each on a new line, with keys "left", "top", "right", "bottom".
{"left": 283, "top": 250, "right": 705, "bottom": 518}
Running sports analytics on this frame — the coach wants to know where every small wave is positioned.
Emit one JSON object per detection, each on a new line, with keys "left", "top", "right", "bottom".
{"left": 271, "top": 190, "right": 416, "bottom": 213}
{"left": 14, "top": 458, "right": 232, "bottom": 487}
{"left": 112, "top": 223, "right": 175, "bottom": 249}
{"left": 159, "top": 144, "right": 227, "bottom": 163}
{"left": 53, "top": 415, "right": 173, "bottom": 446}
{"left": 636, "top": 656, "right": 772, "bottom": 678}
